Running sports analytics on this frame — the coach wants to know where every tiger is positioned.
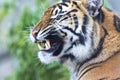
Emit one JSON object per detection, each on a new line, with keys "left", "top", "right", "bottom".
{"left": 30, "top": 0, "right": 120, "bottom": 80}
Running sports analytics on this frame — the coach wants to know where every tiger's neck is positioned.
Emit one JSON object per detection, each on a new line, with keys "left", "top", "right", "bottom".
{"left": 69, "top": 7, "right": 120, "bottom": 80}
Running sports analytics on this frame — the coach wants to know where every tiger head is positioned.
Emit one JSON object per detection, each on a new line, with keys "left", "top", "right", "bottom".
{"left": 30, "top": 0, "right": 103, "bottom": 65}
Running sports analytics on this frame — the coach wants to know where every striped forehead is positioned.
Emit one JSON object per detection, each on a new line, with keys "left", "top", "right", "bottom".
{"left": 53, "top": 3, "right": 71, "bottom": 14}
{"left": 51, "top": 1, "right": 84, "bottom": 17}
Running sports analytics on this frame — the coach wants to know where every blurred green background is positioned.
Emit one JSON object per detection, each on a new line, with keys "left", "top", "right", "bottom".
{"left": 0, "top": 0, "right": 119, "bottom": 80}
{"left": 0, "top": 0, "right": 69, "bottom": 80}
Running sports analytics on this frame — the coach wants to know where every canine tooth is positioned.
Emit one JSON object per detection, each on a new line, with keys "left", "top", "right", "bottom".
{"left": 46, "top": 40, "right": 51, "bottom": 50}
{"left": 38, "top": 44, "right": 44, "bottom": 50}
{"left": 37, "top": 40, "right": 50, "bottom": 50}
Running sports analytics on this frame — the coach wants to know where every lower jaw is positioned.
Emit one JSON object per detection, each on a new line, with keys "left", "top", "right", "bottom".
{"left": 38, "top": 52, "right": 55, "bottom": 64}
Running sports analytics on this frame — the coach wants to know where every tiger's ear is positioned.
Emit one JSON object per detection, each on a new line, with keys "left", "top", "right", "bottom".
{"left": 82, "top": 0, "right": 103, "bottom": 17}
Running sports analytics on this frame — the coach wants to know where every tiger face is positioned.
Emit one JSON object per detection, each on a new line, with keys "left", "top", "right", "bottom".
{"left": 30, "top": 0, "right": 102, "bottom": 65}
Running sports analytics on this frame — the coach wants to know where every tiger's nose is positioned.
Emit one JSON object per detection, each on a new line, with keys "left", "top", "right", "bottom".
{"left": 32, "top": 30, "right": 39, "bottom": 38}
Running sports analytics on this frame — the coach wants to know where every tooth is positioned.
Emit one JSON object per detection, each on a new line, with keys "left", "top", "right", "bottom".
{"left": 38, "top": 43, "right": 44, "bottom": 50}
{"left": 37, "top": 40, "right": 50, "bottom": 50}
{"left": 46, "top": 40, "right": 51, "bottom": 50}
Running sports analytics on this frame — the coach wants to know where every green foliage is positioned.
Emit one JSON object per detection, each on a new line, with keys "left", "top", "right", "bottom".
{"left": 0, "top": 0, "right": 15, "bottom": 22}
{"left": 8, "top": 0, "right": 69, "bottom": 80}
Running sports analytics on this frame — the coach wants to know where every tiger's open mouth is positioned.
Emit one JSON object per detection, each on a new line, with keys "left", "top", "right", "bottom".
{"left": 37, "top": 35, "right": 63, "bottom": 56}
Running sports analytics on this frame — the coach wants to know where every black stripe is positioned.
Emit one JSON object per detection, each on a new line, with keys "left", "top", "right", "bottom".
{"left": 49, "top": 31, "right": 58, "bottom": 36}
{"left": 55, "top": 10, "right": 58, "bottom": 15}
{"left": 82, "top": 14, "right": 89, "bottom": 34}
{"left": 73, "top": 14, "right": 79, "bottom": 31}
{"left": 60, "top": 11, "right": 67, "bottom": 14}
{"left": 113, "top": 15, "right": 120, "bottom": 32}
{"left": 60, "top": 16, "right": 69, "bottom": 22}
{"left": 61, "top": 3, "right": 68, "bottom": 7}
{"left": 73, "top": 1, "right": 80, "bottom": 9}
{"left": 62, "top": 0, "right": 70, "bottom": 2}
{"left": 78, "top": 34, "right": 85, "bottom": 45}
{"left": 57, "top": 4, "right": 63, "bottom": 13}
{"left": 94, "top": 9, "right": 105, "bottom": 23}
{"left": 64, "top": 44, "right": 73, "bottom": 53}
{"left": 56, "top": 15, "right": 63, "bottom": 20}
{"left": 59, "top": 29, "right": 67, "bottom": 37}
{"left": 70, "top": 37, "right": 73, "bottom": 42}
{"left": 99, "top": 77, "right": 108, "bottom": 80}
{"left": 63, "top": 26, "right": 81, "bottom": 36}
{"left": 56, "top": 10, "right": 77, "bottom": 21}
{"left": 73, "top": 1, "right": 77, "bottom": 5}
{"left": 79, "top": 66, "right": 101, "bottom": 79}
{"left": 65, "top": 9, "right": 78, "bottom": 15}
{"left": 64, "top": 40, "right": 79, "bottom": 53}
{"left": 41, "top": 27, "right": 53, "bottom": 35}
{"left": 60, "top": 54, "right": 75, "bottom": 63}
{"left": 58, "top": 5, "right": 62, "bottom": 10}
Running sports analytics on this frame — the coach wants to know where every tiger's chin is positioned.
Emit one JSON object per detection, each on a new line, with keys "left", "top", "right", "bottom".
{"left": 38, "top": 51, "right": 59, "bottom": 64}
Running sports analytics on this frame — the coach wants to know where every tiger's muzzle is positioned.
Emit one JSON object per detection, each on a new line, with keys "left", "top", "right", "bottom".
{"left": 32, "top": 30, "right": 64, "bottom": 56}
